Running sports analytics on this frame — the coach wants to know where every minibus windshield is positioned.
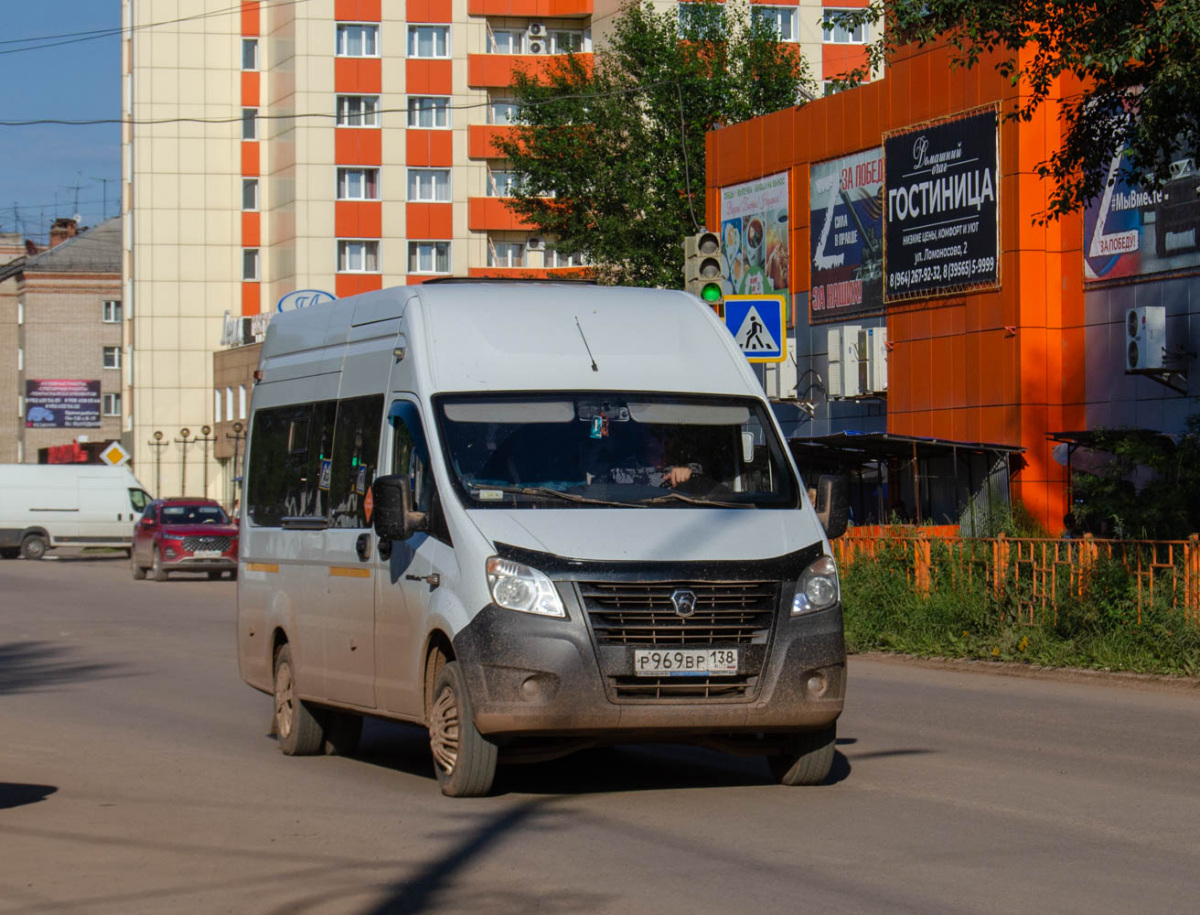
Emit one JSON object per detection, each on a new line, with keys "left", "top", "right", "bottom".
{"left": 435, "top": 393, "right": 799, "bottom": 509}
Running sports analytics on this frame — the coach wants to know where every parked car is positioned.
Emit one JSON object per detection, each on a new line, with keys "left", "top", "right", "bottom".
{"left": 131, "top": 498, "right": 239, "bottom": 581}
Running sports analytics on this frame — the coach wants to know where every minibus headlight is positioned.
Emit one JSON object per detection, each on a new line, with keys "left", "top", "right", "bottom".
{"left": 486, "top": 557, "right": 566, "bottom": 619}
{"left": 792, "top": 555, "right": 839, "bottom": 616}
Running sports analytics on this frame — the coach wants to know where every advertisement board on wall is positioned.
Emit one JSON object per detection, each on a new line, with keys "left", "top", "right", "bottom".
{"left": 720, "top": 172, "right": 790, "bottom": 311}
{"left": 884, "top": 109, "right": 1000, "bottom": 302}
{"left": 25, "top": 379, "right": 101, "bottom": 429}
{"left": 809, "top": 147, "right": 884, "bottom": 323}
{"left": 1084, "top": 150, "right": 1200, "bottom": 283}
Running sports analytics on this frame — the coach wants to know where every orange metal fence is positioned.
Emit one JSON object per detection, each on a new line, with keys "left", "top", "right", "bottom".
{"left": 832, "top": 530, "right": 1200, "bottom": 625}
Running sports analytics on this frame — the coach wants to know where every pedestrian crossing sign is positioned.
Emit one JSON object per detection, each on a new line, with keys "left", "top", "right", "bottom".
{"left": 723, "top": 294, "right": 787, "bottom": 363}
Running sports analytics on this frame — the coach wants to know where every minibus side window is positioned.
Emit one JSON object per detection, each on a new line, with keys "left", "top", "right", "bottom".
{"left": 391, "top": 406, "right": 434, "bottom": 515}
{"left": 247, "top": 401, "right": 337, "bottom": 526}
{"left": 329, "top": 394, "right": 384, "bottom": 528}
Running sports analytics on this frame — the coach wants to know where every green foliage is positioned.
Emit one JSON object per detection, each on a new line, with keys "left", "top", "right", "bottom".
{"left": 1071, "top": 417, "right": 1200, "bottom": 540}
{"left": 842, "top": 542, "right": 1200, "bottom": 677}
{"left": 830, "top": 1, "right": 1200, "bottom": 221}
{"left": 497, "top": 1, "right": 813, "bottom": 286}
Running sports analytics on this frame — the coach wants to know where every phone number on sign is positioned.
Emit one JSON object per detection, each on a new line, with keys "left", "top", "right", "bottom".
{"left": 889, "top": 256, "right": 996, "bottom": 290}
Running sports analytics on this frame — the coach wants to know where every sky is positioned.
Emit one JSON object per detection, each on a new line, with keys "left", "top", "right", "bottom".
{"left": 0, "top": 4, "right": 122, "bottom": 244}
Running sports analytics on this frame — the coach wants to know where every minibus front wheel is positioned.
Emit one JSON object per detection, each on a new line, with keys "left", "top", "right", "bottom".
{"left": 768, "top": 725, "right": 837, "bottom": 786}
{"left": 273, "top": 644, "right": 325, "bottom": 756}
{"left": 429, "top": 661, "right": 498, "bottom": 798}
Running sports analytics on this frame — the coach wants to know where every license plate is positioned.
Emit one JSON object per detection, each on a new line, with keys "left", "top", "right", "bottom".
{"left": 633, "top": 648, "right": 738, "bottom": 677}
{"left": 192, "top": 550, "right": 222, "bottom": 559}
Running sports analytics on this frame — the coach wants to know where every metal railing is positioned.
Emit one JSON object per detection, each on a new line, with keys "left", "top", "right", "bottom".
{"left": 832, "top": 529, "right": 1200, "bottom": 625}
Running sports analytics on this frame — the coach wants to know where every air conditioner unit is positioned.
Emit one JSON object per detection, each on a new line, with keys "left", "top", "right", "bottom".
{"left": 526, "top": 236, "right": 544, "bottom": 251}
{"left": 765, "top": 341, "right": 798, "bottom": 399}
{"left": 1125, "top": 306, "right": 1166, "bottom": 372}
{"left": 528, "top": 39, "right": 547, "bottom": 54}
{"left": 863, "top": 326, "right": 888, "bottom": 392}
{"left": 527, "top": 22, "right": 546, "bottom": 37}
{"left": 826, "top": 325, "right": 863, "bottom": 398}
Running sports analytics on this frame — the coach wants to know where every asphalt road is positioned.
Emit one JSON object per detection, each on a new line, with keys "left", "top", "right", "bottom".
{"left": 2, "top": 553, "right": 1200, "bottom": 914}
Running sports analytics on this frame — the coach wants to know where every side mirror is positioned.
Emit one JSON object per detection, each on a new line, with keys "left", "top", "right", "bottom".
{"left": 372, "top": 474, "right": 428, "bottom": 541}
{"left": 814, "top": 473, "right": 849, "bottom": 540}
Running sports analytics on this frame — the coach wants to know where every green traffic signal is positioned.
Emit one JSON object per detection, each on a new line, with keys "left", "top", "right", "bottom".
{"left": 700, "top": 282, "right": 723, "bottom": 303}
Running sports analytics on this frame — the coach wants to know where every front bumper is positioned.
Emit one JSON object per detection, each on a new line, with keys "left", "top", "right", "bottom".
{"left": 452, "top": 544, "right": 846, "bottom": 739}
{"left": 164, "top": 557, "right": 238, "bottom": 573}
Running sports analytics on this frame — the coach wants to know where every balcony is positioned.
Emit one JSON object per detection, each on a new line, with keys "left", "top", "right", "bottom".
{"left": 468, "top": 0, "right": 591, "bottom": 15}
{"left": 467, "top": 52, "right": 592, "bottom": 88}
{"left": 468, "top": 124, "right": 519, "bottom": 159}
{"left": 468, "top": 197, "right": 533, "bottom": 232}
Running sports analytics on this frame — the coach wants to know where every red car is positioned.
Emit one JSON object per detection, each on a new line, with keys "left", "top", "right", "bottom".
{"left": 131, "top": 498, "right": 239, "bottom": 581}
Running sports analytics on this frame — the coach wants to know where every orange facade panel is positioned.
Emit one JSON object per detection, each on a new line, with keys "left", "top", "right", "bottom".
{"left": 336, "top": 274, "right": 384, "bottom": 298}
{"left": 241, "top": 282, "right": 260, "bottom": 317}
{"left": 821, "top": 44, "right": 867, "bottom": 81}
{"left": 467, "top": 197, "right": 533, "bottom": 232}
{"left": 335, "top": 129, "right": 382, "bottom": 165}
{"left": 335, "top": 201, "right": 382, "bottom": 239}
{"left": 408, "top": 0, "right": 453, "bottom": 20}
{"left": 406, "top": 130, "right": 453, "bottom": 167}
{"left": 240, "top": 1, "right": 260, "bottom": 36}
{"left": 241, "top": 212, "right": 261, "bottom": 248}
{"left": 240, "top": 71, "right": 259, "bottom": 108}
{"left": 406, "top": 60, "right": 453, "bottom": 95}
{"left": 334, "top": 0, "right": 381, "bottom": 19}
{"left": 335, "top": 57, "right": 382, "bottom": 94}
{"left": 241, "top": 141, "right": 259, "bottom": 176}
{"left": 467, "top": 124, "right": 517, "bottom": 159}
{"left": 406, "top": 203, "right": 454, "bottom": 239}
{"left": 468, "top": 0, "right": 591, "bottom": 14}
{"left": 467, "top": 53, "right": 592, "bottom": 88}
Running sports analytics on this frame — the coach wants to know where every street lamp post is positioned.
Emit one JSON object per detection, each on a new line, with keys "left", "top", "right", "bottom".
{"left": 148, "top": 430, "right": 168, "bottom": 498}
{"left": 174, "top": 428, "right": 197, "bottom": 497}
{"left": 197, "top": 425, "right": 216, "bottom": 496}
{"left": 226, "top": 421, "right": 246, "bottom": 510}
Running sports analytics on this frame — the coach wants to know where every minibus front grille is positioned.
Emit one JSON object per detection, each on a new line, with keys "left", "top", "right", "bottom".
{"left": 579, "top": 580, "right": 778, "bottom": 646}
{"left": 609, "top": 674, "right": 758, "bottom": 702}
{"left": 182, "top": 536, "right": 232, "bottom": 553}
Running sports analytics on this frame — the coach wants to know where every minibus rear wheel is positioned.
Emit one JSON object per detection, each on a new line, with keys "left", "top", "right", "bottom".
{"left": 768, "top": 725, "right": 837, "bottom": 786}
{"left": 429, "top": 661, "right": 498, "bottom": 797}
{"left": 273, "top": 644, "right": 325, "bottom": 756}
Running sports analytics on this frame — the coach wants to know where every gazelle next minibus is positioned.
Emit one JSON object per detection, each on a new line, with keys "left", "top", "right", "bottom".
{"left": 237, "top": 281, "right": 847, "bottom": 796}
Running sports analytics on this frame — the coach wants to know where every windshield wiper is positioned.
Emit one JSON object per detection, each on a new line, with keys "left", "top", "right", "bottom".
{"left": 469, "top": 485, "right": 641, "bottom": 508}
{"left": 638, "top": 490, "right": 745, "bottom": 508}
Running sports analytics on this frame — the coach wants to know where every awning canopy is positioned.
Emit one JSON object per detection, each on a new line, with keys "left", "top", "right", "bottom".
{"left": 789, "top": 432, "right": 1023, "bottom": 467}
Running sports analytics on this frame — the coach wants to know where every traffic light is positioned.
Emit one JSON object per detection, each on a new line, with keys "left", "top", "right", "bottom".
{"left": 683, "top": 229, "right": 725, "bottom": 309}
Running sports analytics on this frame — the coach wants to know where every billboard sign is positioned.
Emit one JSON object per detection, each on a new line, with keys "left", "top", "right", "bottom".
{"left": 1084, "top": 150, "right": 1200, "bottom": 282}
{"left": 884, "top": 109, "right": 1000, "bottom": 302}
{"left": 720, "top": 172, "right": 790, "bottom": 306}
{"left": 809, "top": 147, "right": 884, "bottom": 323}
{"left": 25, "top": 379, "right": 101, "bottom": 428}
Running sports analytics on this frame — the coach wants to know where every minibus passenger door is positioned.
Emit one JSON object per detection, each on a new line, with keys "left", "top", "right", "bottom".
{"left": 374, "top": 399, "right": 452, "bottom": 718}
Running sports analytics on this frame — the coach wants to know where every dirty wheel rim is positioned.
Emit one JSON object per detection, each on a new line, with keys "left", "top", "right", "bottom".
{"left": 429, "top": 686, "right": 460, "bottom": 775}
{"left": 274, "top": 662, "right": 294, "bottom": 740}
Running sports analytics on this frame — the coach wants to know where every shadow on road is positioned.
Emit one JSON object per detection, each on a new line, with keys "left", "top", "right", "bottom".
{"left": 0, "top": 641, "right": 127, "bottom": 695}
{"left": 0, "top": 783, "right": 57, "bottom": 810}
{"left": 352, "top": 719, "right": 854, "bottom": 794}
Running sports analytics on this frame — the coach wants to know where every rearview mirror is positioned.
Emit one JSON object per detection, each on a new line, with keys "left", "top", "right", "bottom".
{"left": 741, "top": 432, "right": 755, "bottom": 464}
{"left": 813, "top": 473, "right": 849, "bottom": 540}
{"left": 372, "top": 474, "right": 428, "bottom": 541}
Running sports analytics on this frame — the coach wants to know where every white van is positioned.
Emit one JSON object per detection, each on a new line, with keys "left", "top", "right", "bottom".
{"left": 237, "top": 281, "right": 848, "bottom": 796}
{"left": 0, "top": 464, "right": 153, "bottom": 559}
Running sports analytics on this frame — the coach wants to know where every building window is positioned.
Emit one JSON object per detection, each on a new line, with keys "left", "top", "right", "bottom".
{"left": 488, "top": 240, "right": 524, "bottom": 268}
{"left": 488, "top": 98, "right": 520, "bottom": 125}
{"left": 238, "top": 384, "right": 247, "bottom": 420}
{"left": 546, "top": 247, "right": 586, "bottom": 268}
{"left": 214, "top": 389, "right": 222, "bottom": 424}
{"left": 103, "top": 346, "right": 122, "bottom": 369}
{"left": 337, "top": 167, "right": 381, "bottom": 201}
{"left": 242, "top": 38, "right": 259, "bottom": 70}
{"left": 336, "top": 95, "right": 380, "bottom": 128}
{"left": 242, "top": 178, "right": 259, "bottom": 211}
{"left": 18, "top": 395, "right": 23, "bottom": 419}
{"left": 242, "top": 108, "right": 258, "bottom": 140}
{"left": 488, "top": 28, "right": 525, "bottom": 54}
{"left": 226, "top": 387, "right": 234, "bottom": 422}
{"left": 338, "top": 239, "right": 380, "bottom": 273}
{"left": 17, "top": 346, "right": 23, "bottom": 370}
{"left": 337, "top": 23, "right": 379, "bottom": 57}
{"left": 17, "top": 302, "right": 23, "bottom": 324}
{"left": 408, "top": 25, "right": 449, "bottom": 58}
{"left": 408, "top": 241, "right": 450, "bottom": 274}
{"left": 549, "top": 30, "right": 584, "bottom": 54}
{"left": 407, "top": 96, "right": 450, "bottom": 129}
{"left": 677, "top": 3, "right": 712, "bottom": 36}
{"left": 103, "top": 393, "right": 122, "bottom": 417}
{"left": 102, "top": 300, "right": 123, "bottom": 323}
{"left": 753, "top": 7, "right": 798, "bottom": 42}
{"left": 487, "top": 169, "right": 522, "bottom": 197}
{"left": 822, "top": 9, "right": 869, "bottom": 44}
{"left": 243, "top": 248, "right": 260, "bottom": 281}
{"left": 407, "top": 168, "right": 451, "bottom": 203}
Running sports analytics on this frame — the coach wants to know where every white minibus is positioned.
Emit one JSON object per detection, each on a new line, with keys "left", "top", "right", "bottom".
{"left": 237, "top": 281, "right": 847, "bottom": 796}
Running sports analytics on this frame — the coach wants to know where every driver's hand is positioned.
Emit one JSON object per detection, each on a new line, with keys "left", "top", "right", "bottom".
{"left": 664, "top": 466, "right": 693, "bottom": 487}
